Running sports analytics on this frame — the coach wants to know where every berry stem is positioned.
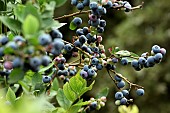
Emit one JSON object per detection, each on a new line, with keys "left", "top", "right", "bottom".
{"left": 109, "top": 69, "right": 144, "bottom": 89}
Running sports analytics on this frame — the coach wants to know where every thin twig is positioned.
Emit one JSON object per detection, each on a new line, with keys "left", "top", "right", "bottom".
{"left": 110, "top": 69, "right": 144, "bottom": 89}
{"left": 54, "top": 10, "right": 91, "bottom": 20}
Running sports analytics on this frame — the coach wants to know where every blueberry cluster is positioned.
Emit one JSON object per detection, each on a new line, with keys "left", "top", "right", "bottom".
{"left": 84, "top": 96, "right": 107, "bottom": 112}
{"left": 71, "top": 0, "right": 90, "bottom": 10}
{"left": 131, "top": 45, "right": 166, "bottom": 71}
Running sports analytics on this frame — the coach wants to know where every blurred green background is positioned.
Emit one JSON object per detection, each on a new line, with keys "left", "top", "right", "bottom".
{"left": 54, "top": 0, "right": 170, "bottom": 113}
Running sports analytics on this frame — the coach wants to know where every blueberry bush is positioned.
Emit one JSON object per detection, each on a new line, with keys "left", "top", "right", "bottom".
{"left": 0, "top": 0, "right": 167, "bottom": 113}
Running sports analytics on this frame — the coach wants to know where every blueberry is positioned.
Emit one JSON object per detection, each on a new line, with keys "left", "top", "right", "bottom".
{"left": 76, "top": 28, "right": 84, "bottom": 36}
{"left": 42, "top": 76, "right": 51, "bottom": 83}
{"left": 131, "top": 60, "right": 139, "bottom": 68}
{"left": 112, "top": 58, "right": 118, "bottom": 63}
{"left": 79, "top": 35, "right": 87, "bottom": 44}
{"left": 72, "top": 17, "right": 82, "bottom": 27}
{"left": 96, "top": 64, "right": 103, "bottom": 70}
{"left": 83, "top": 27, "right": 89, "bottom": 35}
{"left": 90, "top": 19, "right": 100, "bottom": 27}
{"left": 92, "top": 47, "right": 99, "bottom": 53}
{"left": 89, "top": 2, "right": 98, "bottom": 10}
{"left": 100, "top": 19, "right": 106, "bottom": 27}
{"left": 97, "top": 6, "right": 106, "bottom": 15}
{"left": 80, "top": 70, "right": 88, "bottom": 79}
{"left": 69, "top": 70, "right": 76, "bottom": 76}
{"left": 57, "top": 63, "right": 65, "bottom": 70}
{"left": 51, "top": 48, "right": 61, "bottom": 56}
{"left": 90, "top": 101, "right": 97, "bottom": 109}
{"left": 41, "top": 55, "right": 51, "bottom": 66}
{"left": 29, "top": 57, "right": 42, "bottom": 68}
{"left": 53, "top": 38, "right": 64, "bottom": 50}
{"left": 71, "top": 0, "right": 78, "bottom": 6}
{"left": 147, "top": 56, "right": 155, "bottom": 67}
{"left": 138, "top": 57, "right": 147, "bottom": 65}
{"left": 121, "top": 58, "right": 128, "bottom": 65}
{"left": 120, "top": 97, "right": 127, "bottom": 105}
{"left": 12, "top": 57, "right": 23, "bottom": 68}
{"left": 74, "top": 40, "right": 82, "bottom": 47}
{"left": 97, "top": 27, "right": 104, "bottom": 33}
{"left": 122, "top": 90, "right": 129, "bottom": 97}
{"left": 154, "top": 53, "right": 163, "bottom": 63}
{"left": 83, "top": 0, "right": 90, "bottom": 6}
{"left": 114, "top": 75, "right": 122, "bottom": 81}
{"left": 83, "top": 65, "right": 90, "bottom": 71}
{"left": 62, "top": 70, "right": 69, "bottom": 76}
{"left": 0, "top": 35, "right": 9, "bottom": 45}
{"left": 38, "top": 33, "right": 52, "bottom": 46}
{"left": 87, "top": 69, "right": 96, "bottom": 77}
{"left": 13, "top": 35, "right": 25, "bottom": 42}
{"left": 81, "top": 44, "right": 88, "bottom": 51}
{"left": 89, "top": 14, "right": 98, "bottom": 21}
{"left": 64, "top": 44, "right": 73, "bottom": 52}
{"left": 76, "top": 2, "right": 84, "bottom": 10}
{"left": 105, "top": 1, "right": 113, "bottom": 9}
{"left": 6, "top": 41, "right": 18, "bottom": 50}
{"left": 117, "top": 80, "right": 125, "bottom": 88}
{"left": 115, "top": 92, "right": 123, "bottom": 100}
{"left": 91, "top": 57, "right": 99, "bottom": 65}
{"left": 152, "top": 45, "right": 161, "bottom": 54}
{"left": 50, "top": 29, "right": 63, "bottom": 39}
{"left": 136, "top": 89, "right": 144, "bottom": 96}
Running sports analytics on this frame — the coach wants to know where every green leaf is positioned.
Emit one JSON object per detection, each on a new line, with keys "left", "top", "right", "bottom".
{"left": 52, "top": 107, "right": 66, "bottom": 113}
{"left": 130, "top": 52, "right": 139, "bottom": 57}
{"left": 115, "top": 50, "right": 131, "bottom": 57}
{"left": 118, "top": 105, "right": 139, "bottom": 113}
{"left": 96, "top": 87, "right": 109, "bottom": 98}
{"left": 6, "top": 87, "right": 16, "bottom": 104}
{"left": 4, "top": 47, "right": 14, "bottom": 54}
{"left": 51, "top": 78, "right": 59, "bottom": 91}
{"left": 32, "top": 73, "right": 42, "bottom": 85}
{"left": 69, "top": 21, "right": 77, "bottom": 30}
{"left": 73, "top": 101, "right": 90, "bottom": 106}
{"left": 52, "top": 0, "right": 67, "bottom": 8}
{"left": 56, "top": 88, "right": 72, "bottom": 110}
{"left": 0, "top": 16, "right": 21, "bottom": 32}
{"left": 66, "top": 99, "right": 83, "bottom": 113}
{"left": 14, "top": 4, "right": 25, "bottom": 22}
{"left": 79, "top": 81, "right": 95, "bottom": 96}
{"left": 22, "top": 14, "right": 39, "bottom": 35}
{"left": 39, "top": 62, "right": 54, "bottom": 73}
{"left": 123, "top": 57, "right": 135, "bottom": 63}
{"left": 18, "top": 81, "right": 30, "bottom": 93}
{"left": 8, "top": 68, "right": 25, "bottom": 84}
{"left": 63, "top": 82, "right": 77, "bottom": 102}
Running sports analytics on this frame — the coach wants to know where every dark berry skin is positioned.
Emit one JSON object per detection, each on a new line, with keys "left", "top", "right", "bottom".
{"left": 80, "top": 70, "right": 88, "bottom": 79}
{"left": 38, "top": 33, "right": 52, "bottom": 46}
{"left": 42, "top": 76, "right": 51, "bottom": 83}
{"left": 63, "top": 78, "right": 69, "bottom": 84}
{"left": 72, "top": 17, "right": 82, "bottom": 26}
{"left": 115, "top": 92, "right": 123, "bottom": 100}
{"left": 41, "top": 55, "right": 51, "bottom": 66}
{"left": 50, "top": 29, "right": 63, "bottom": 39}
{"left": 154, "top": 53, "right": 163, "bottom": 63}
{"left": 120, "top": 97, "right": 127, "bottom": 105}
{"left": 121, "top": 58, "right": 128, "bottom": 65}
{"left": 89, "top": 2, "right": 98, "bottom": 10}
{"left": 90, "top": 101, "right": 97, "bottom": 109}
{"left": 152, "top": 45, "right": 161, "bottom": 54}
{"left": 122, "top": 90, "right": 129, "bottom": 97}
{"left": 0, "top": 35, "right": 9, "bottom": 45}
{"left": 117, "top": 80, "right": 125, "bottom": 88}
{"left": 136, "top": 89, "right": 145, "bottom": 96}
{"left": 114, "top": 75, "right": 122, "bottom": 81}
{"left": 76, "top": 2, "right": 84, "bottom": 10}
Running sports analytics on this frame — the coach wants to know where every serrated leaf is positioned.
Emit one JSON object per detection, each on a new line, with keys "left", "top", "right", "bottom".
{"left": 51, "top": 78, "right": 59, "bottom": 91}
{"left": 8, "top": 68, "right": 25, "bottom": 84}
{"left": 39, "top": 62, "right": 54, "bottom": 73}
{"left": 96, "top": 87, "right": 109, "bottom": 98}
{"left": 69, "top": 21, "right": 77, "bottom": 30}
{"left": 63, "top": 82, "right": 77, "bottom": 102}
{"left": 6, "top": 87, "right": 16, "bottom": 104}
{"left": 22, "top": 14, "right": 39, "bottom": 35}
{"left": 56, "top": 89, "right": 72, "bottom": 110}
{"left": 0, "top": 16, "right": 21, "bottom": 32}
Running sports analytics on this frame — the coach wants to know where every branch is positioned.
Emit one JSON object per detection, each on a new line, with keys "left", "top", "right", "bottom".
{"left": 54, "top": 10, "right": 91, "bottom": 20}
{"left": 109, "top": 69, "right": 144, "bottom": 89}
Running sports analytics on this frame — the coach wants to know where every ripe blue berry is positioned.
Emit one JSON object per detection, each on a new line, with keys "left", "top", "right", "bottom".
{"left": 154, "top": 53, "right": 163, "bottom": 63}
{"left": 91, "top": 57, "right": 99, "bottom": 65}
{"left": 74, "top": 40, "right": 82, "bottom": 47}
{"left": 63, "top": 78, "right": 69, "bottom": 83}
{"left": 76, "top": 28, "right": 84, "bottom": 36}
{"left": 69, "top": 70, "right": 76, "bottom": 76}
{"left": 97, "top": 27, "right": 104, "bottom": 33}
{"left": 64, "top": 44, "right": 73, "bottom": 52}
{"left": 146, "top": 56, "right": 155, "bottom": 67}
{"left": 115, "top": 92, "right": 123, "bottom": 100}
{"left": 76, "top": 2, "right": 84, "bottom": 10}
{"left": 83, "top": 0, "right": 90, "bottom": 6}
{"left": 0, "top": 35, "right": 9, "bottom": 45}
{"left": 114, "top": 75, "right": 122, "bottom": 81}
{"left": 80, "top": 70, "right": 88, "bottom": 79}
{"left": 96, "top": 64, "right": 103, "bottom": 70}
{"left": 112, "top": 58, "right": 118, "bottom": 63}
{"left": 83, "top": 27, "right": 89, "bottom": 35}
{"left": 83, "top": 65, "right": 90, "bottom": 71}
{"left": 87, "top": 69, "right": 96, "bottom": 77}
{"left": 13, "top": 35, "right": 25, "bottom": 42}
{"left": 53, "top": 38, "right": 64, "bottom": 50}
{"left": 152, "top": 45, "right": 161, "bottom": 54}
{"left": 51, "top": 48, "right": 61, "bottom": 56}
{"left": 122, "top": 90, "right": 129, "bottom": 97}
{"left": 89, "top": 2, "right": 98, "bottom": 10}
{"left": 72, "top": 17, "right": 82, "bottom": 27}
{"left": 120, "top": 97, "right": 127, "bottom": 105}
{"left": 100, "top": 19, "right": 106, "bottom": 27}
{"left": 105, "top": 1, "right": 113, "bottom": 9}
{"left": 12, "top": 57, "right": 23, "bottom": 68}
{"left": 90, "top": 101, "right": 97, "bottom": 109}
{"left": 41, "top": 55, "right": 51, "bottom": 66}
{"left": 42, "top": 76, "right": 51, "bottom": 83}
{"left": 89, "top": 14, "right": 98, "bottom": 21}
{"left": 6, "top": 41, "right": 18, "bottom": 50}
{"left": 71, "top": 0, "right": 78, "bottom": 6}
{"left": 138, "top": 57, "right": 147, "bottom": 65}
{"left": 38, "top": 33, "right": 52, "bottom": 46}
{"left": 121, "top": 58, "right": 128, "bottom": 65}
{"left": 136, "top": 89, "right": 145, "bottom": 96}
{"left": 50, "top": 29, "right": 63, "bottom": 39}
{"left": 79, "top": 35, "right": 87, "bottom": 44}
{"left": 29, "top": 57, "right": 42, "bottom": 68}
{"left": 131, "top": 60, "right": 140, "bottom": 69}
{"left": 117, "top": 80, "right": 125, "bottom": 88}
